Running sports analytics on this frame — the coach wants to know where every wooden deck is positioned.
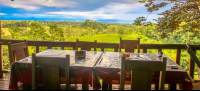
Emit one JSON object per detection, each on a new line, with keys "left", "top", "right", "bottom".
{"left": 69, "top": 84, "right": 177, "bottom": 90}
{"left": 0, "top": 73, "right": 10, "bottom": 90}
{"left": 0, "top": 77, "right": 180, "bottom": 90}
{"left": 0, "top": 71, "right": 181, "bottom": 90}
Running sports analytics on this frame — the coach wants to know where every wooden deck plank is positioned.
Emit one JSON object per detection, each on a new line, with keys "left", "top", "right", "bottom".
{"left": 0, "top": 74, "right": 10, "bottom": 90}
{"left": 0, "top": 78, "right": 181, "bottom": 90}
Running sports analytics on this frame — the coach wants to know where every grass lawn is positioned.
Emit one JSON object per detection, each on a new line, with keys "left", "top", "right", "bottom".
{"left": 65, "top": 34, "right": 163, "bottom": 44}
{"left": 1, "top": 28, "right": 10, "bottom": 35}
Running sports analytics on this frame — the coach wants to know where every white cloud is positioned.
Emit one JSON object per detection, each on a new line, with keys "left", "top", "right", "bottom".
{"left": 35, "top": 0, "right": 79, "bottom": 8}
{"left": 11, "top": 4, "right": 39, "bottom": 11}
{"left": 45, "top": 2, "right": 152, "bottom": 20}
{"left": 125, "top": 0, "right": 141, "bottom": 3}
{"left": 11, "top": 13, "right": 56, "bottom": 18}
{"left": 0, "top": 0, "right": 79, "bottom": 11}
{"left": 32, "top": 14, "right": 55, "bottom": 17}
{"left": 2, "top": 0, "right": 163, "bottom": 22}
{"left": 95, "top": 2, "right": 145, "bottom": 14}
{"left": 45, "top": 11, "right": 161, "bottom": 21}
{"left": 45, "top": 12, "right": 111, "bottom": 19}
{"left": 0, "top": 0, "right": 39, "bottom": 11}
{"left": 0, "top": 13, "right": 7, "bottom": 15}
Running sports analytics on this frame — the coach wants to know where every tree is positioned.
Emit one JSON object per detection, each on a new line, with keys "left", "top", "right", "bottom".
{"left": 86, "top": 27, "right": 93, "bottom": 38}
{"left": 65, "top": 25, "right": 72, "bottom": 38}
{"left": 96, "top": 24, "right": 103, "bottom": 33}
{"left": 118, "top": 26, "right": 125, "bottom": 36}
{"left": 107, "top": 25, "right": 117, "bottom": 35}
{"left": 8, "top": 27, "right": 21, "bottom": 39}
{"left": 133, "top": 16, "right": 146, "bottom": 26}
{"left": 48, "top": 23, "right": 65, "bottom": 41}
{"left": 29, "top": 22, "right": 50, "bottom": 40}
{"left": 139, "top": 0, "right": 200, "bottom": 44}
{"left": 127, "top": 28, "right": 133, "bottom": 34}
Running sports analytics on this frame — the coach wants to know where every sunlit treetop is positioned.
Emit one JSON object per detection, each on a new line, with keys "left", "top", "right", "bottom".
{"left": 139, "top": 0, "right": 200, "bottom": 42}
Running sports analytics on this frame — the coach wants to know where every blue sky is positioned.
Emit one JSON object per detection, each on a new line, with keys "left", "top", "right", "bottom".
{"left": 0, "top": 0, "right": 175, "bottom": 24}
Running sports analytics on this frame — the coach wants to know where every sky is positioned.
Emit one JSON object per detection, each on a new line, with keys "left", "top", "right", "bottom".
{"left": 0, "top": 0, "right": 175, "bottom": 24}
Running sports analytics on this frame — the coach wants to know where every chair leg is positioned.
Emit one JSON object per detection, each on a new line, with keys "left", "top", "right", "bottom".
{"left": 168, "top": 84, "right": 176, "bottom": 90}
{"left": 155, "top": 84, "right": 159, "bottom": 90}
{"left": 82, "top": 84, "right": 89, "bottom": 90}
{"left": 108, "top": 84, "right": 112, "bottom": 90}
{"left": 102, "top": 80, "right": 108, "bottom": 90}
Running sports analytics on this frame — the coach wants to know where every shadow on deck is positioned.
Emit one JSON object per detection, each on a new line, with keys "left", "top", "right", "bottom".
{"left": 0, "top": 75, "right": 10, "bottom": 90}
{"left": 0, "top": 77, "right": 180, "bottom": 90}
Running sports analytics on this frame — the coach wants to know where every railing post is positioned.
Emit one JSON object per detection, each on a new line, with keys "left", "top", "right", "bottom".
{"left": 0, "top": 12, "right": 3, "bottom": 78}
{"left": 61, "top": 47, "right": 64, "bottom": 50}
{"left": 143, "top": 48, "right": 147, "bottom": 53}
{"left": 73, "top": 47, "right": 76, "bottom": 50}
{"left": 36, "top": 46, "right": 39, "bottom": 53}
{"left": 158, "top": 49, "right": 162, "bottom": 53}
{"left": 114, "top": 48, "right": 118, "bottom": 52}
{"left": 0, "top": 43, "right": 2, "bottom": 78}
{"left": 176, "top": 49, "right": 181, "bottom": 65}
{"left": 189, "top": 48, "right": 196, "bottom": 79}
{"left": 101, "top": 48, "right": 104, "bottom": 52}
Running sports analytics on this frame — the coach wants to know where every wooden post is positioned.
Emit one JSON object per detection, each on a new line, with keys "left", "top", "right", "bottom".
{"left": 158, "top": 49, "right": 162, "bottom": 53}
{"left": 186, "top": 45, "right": 200, "bottom": 68}
{"left": 73, "top": 47, "right": 76, "bottom": 50}
{"left": 94, "top": 40, "right": 97, "bottom": 51}
{"left": 114, "top": 48, "right": 118, "bottom": 52}
{"left": 102, "top": 80, "right": 108, "bottom": 90}
{"left": 36, "top": 46, "right": 39, "bottom": 53}
{"left": 187, "top": 45, "right": 196, "bottom": 79}
{"left": 176, "top": 49, "right": 181, "bottom": 65}
{"left": 61, "top": 46, "right": 64, "bottom": 50}
{"left": 189, "top": 50, "right": 196, "bottom": 79}
{"left": 143, "top": 48, "right": 147, "bottom": 53}
{"left": 0, "top": 12, "right": 3, "bottom": 78}
{"left": 101, "top": 48, "right": 104, "bottom": 52}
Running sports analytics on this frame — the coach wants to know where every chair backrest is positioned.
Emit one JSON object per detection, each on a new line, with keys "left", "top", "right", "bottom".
{"left": 32, "top": 54, "right": 70, "bottom": 90}
{"left": 120, "top": 56, "right": 167, "bottom": 90}
{"left": 76, "top": 39, "right": 97, "bottom": 51}
{"left": 119, "top": 37, "right": 140, "bottom": 53}
{"left": 8, "top": 40, "right": 29, "bottom": 65}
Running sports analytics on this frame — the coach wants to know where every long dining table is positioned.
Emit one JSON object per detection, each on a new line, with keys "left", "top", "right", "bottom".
{"left": 9, "top": 49, "right": 103, "bottom": 90}
{"left": 94, "top": 52, "right": 193, "bottom": 90}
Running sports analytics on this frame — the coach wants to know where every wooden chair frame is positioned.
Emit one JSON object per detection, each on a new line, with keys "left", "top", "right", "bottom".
{"left": 119, "top": 37, "right": 140, "bottom": 53}
{"left": 120, "top": 56, "right": 167, "bottom": 90}
{"left": 8, "top": 40, "right": 29, "bottom": 65}
{"left": 32, "top": 54, "right": 70, "bottom": 90}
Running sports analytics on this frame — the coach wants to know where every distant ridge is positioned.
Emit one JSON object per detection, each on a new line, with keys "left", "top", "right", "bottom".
{"left": 1, "top": 17, "right": 133, "bottom": 24}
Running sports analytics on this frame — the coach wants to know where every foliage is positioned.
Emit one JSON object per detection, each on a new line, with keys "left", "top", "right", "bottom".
{"left": 48, "top": 23, "right": 65, "bottom": 41}
{"left": 80, "top": 19, "right": 108, "bottom": 32}
{"left": 118, "top": 26, "right": 126, "bottom": 36}
{"left": 139, "top": 0, "right": 200, "bottom": 44}
{"left": 1, "top": 20, "right": 30, "bottom": 28}
{"left": 106, "top": 25, "right": 118, "bottom": 35}
{"left": 133, "top": 16, "right": 146, "bottom": 26}
{"left": 1, "top": 20, "right": 200, "bottom": 75}
{"left": 29, "top": 22, "right": 50, "bottom": 40}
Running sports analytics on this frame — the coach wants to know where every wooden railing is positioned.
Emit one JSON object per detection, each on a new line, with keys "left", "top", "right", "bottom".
{"left": 0, "top": 39, "right": 200, "bottom": 82}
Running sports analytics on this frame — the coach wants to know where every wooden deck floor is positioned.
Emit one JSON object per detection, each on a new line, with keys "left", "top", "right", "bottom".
{"left": 0, "top": 73, "right": 10, "bottom": 90}
{"left": 0, "top": 76, "right": 180, "bottom": 90}
{"left": 69, "top": 84, "right": 178, "bottom": 90}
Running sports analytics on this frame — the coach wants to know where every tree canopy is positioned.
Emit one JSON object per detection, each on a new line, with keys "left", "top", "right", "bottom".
{"left": 138, "top": 0, "right": 200, "bottom": 44}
